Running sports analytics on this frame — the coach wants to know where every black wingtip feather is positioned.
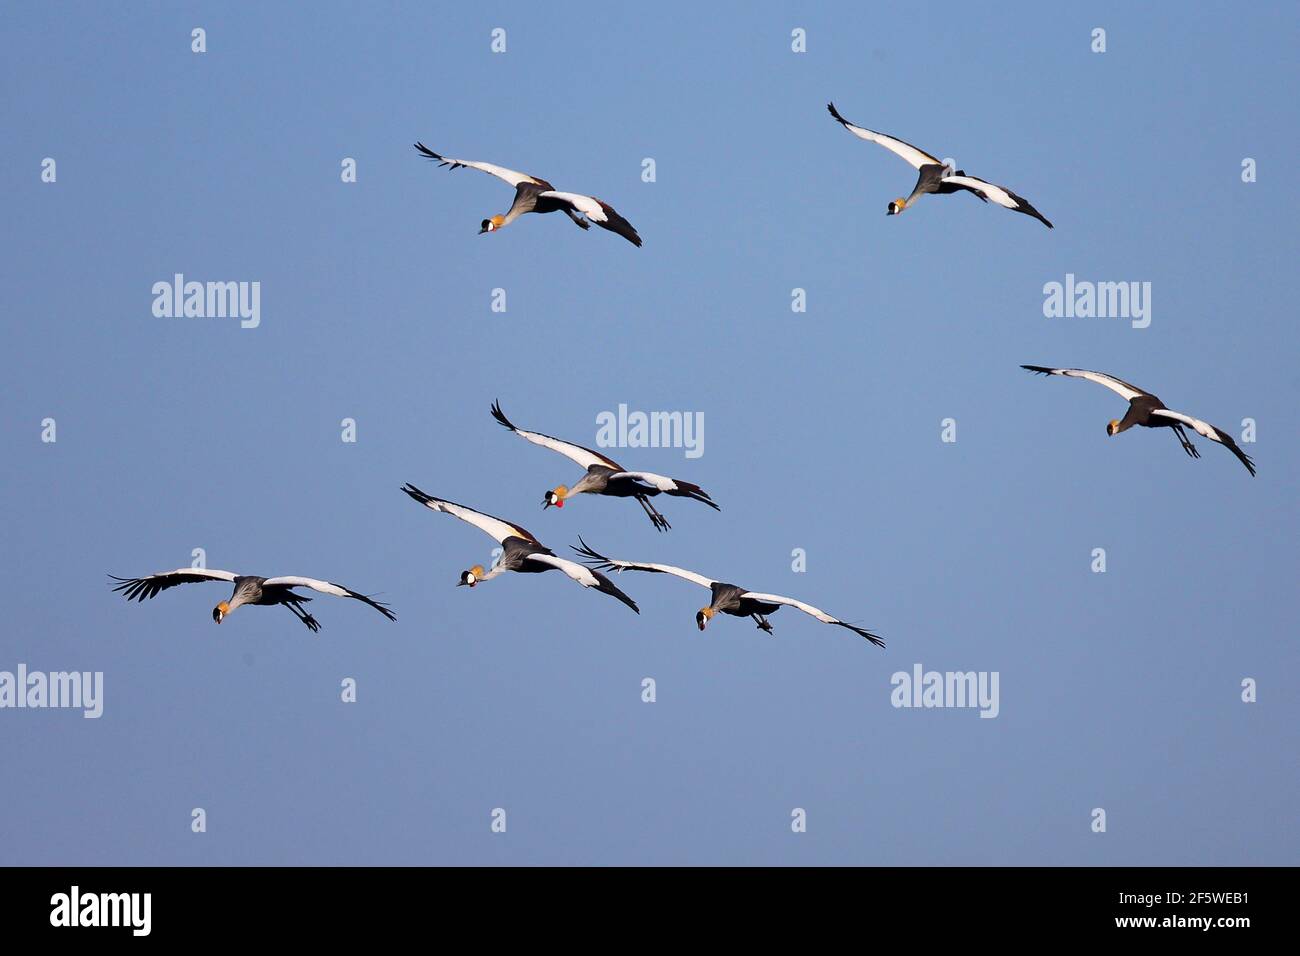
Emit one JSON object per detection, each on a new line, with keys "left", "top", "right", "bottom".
{"left": 361, "top": 595, "right": 398, "bottom": 621}
{"left": 572, "top": 536, "right": 617, "bottom": 573}
{"left": 664, "top": 479, "right": 720, "bottom": 511}
{"left": 401, "top": 482, "right": 435, "bottom": 506}
{"left": 490, "top": 400, "right": 516, "bottom": 431}
{"left": 593, "top": 570, "right": 639, "bottom": 613}
{"left": 837, "top": 621, "right": 886, "bottom": 648}
{"left": 1225, "top": 440, "right": 1257, "bottom": 477}
{"left": 413, "top": 142, "right": 458, "bottom": 169}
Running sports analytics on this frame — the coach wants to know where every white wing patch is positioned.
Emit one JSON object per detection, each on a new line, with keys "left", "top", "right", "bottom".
{"left": 524, "top": 552, "right": 601, "bottom": 587}
{"left": 538, "top": 191, "right": 608, "bottom": 222}
{"left": 608, "top": 560, "right": 715, "bottom": 589}
{"left": 261, "top": 576, "right": 351, "bottom": 597}
{"left": 609, "top": 470, "right": 678, "bottom": 491}
{"left": 1148, "top": 409, "right": 1224, "bottom": 442}
{"left": 941, "top": 175, "right": 1018, "bottom": 209}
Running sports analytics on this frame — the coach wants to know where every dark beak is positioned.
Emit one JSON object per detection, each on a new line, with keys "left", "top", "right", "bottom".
{"left": 542, "top": 497, "right": 553, "bottom": 509}
{"left": 456, "top": 579, "right": 468, "bottom": 587}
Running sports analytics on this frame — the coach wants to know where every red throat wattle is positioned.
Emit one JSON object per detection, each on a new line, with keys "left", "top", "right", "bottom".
{"left": 554, "top": 500, "right": 563, "bottom": 508}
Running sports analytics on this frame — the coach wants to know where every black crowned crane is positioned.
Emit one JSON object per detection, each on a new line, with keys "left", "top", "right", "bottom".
{"left": 827, "top": 103, "right": 1052, "bottom": 228}
{"left": 413, "top": 142, "right": 642, "bottom": 246}
{"left": 1021, "top": 366, "right": 1256, "bottom": 476}
{"left": 109, "top": 568, "right": 395, "bottom": 632}
{"left": 491, "top": 401, "right": 719, "bottom": 532}
{"left": 400, "top": 484, "right": 639, "bottom": 612}
{"left": 573, "top": 538, "right": 884, "bottom": 647}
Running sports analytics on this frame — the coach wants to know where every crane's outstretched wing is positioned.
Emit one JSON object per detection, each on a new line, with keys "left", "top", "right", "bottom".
{"left": 413, "top": 143, "right": 551, "bottom": 189}
{"left": 523, "top": 553, "right": 639, "bottom": 612}
{"left": 401, "top": 484, "right": 542, "bottom": 544}
{"left": 609, "top": 471, "right": 720, "bottom": 510}
{"left": 537, "top": 192, "right": 642, "bottom": 247}
{"left": 491, "top": 401, "right": 624, "bottom": 471}
{"left": 1148, "top": 409, "right": 1257, "bottom": 476}
{"left": 109, "top": 568, "right": 239, "bottom": 602}
{"left": 572, "top": 537, "right": 716, "bottom": 589}
{"left": 261, "top": 576, "right": 397, "bottom": 620}
{"left": 1021, "top": 366, "right": 1150, "bottom": 401}
{"left": 941, "top": 175, "right": 1052, "bottom": 228}
{"left": 740, "top": 591, "right": 885, "bottom": 648}
{"left": 826, "top": 103, "right": 943, "bottom": 170}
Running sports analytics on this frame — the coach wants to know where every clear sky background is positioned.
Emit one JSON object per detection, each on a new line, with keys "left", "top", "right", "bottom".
{"left": 1, "top": 2, "right": 1295, "bottom": 865}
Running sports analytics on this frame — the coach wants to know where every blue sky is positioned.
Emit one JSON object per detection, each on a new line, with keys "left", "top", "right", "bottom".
{"left": 1, "top": 2, "right": 1295, "bottom": 865}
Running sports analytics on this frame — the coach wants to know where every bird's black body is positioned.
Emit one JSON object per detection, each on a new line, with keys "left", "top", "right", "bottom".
{"left": 1116, "top": 394, "right": 1168, "bottom": 431}
{"left": 506, "top": 181, "right": 590, "bottom": 228}
{"left": 710, "top": 583, "right": 781, "bottom": 619}
{"left": 581, "top": 464, "right": 714, "bottom": 506}
{"left": 914, "top": 163, "right": 954, "bottom": 195}
{"left": 498, "top": 536, "right": 555, "bottom": 573}
{"left": 228, "top": 576, "right": 322, "bottom": 629}
{"left": 703, "top": 583, "right": 782, "bottom": 634}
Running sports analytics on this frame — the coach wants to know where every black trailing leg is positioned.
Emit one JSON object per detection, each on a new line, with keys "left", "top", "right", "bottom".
{"left": 284, "top": 601, "right": 321, "bottom": 633}
{"left": 752, "top": 613, "right": 774, "bottom": 635}
{"left": 635, "top": 494, "right": 671, "bottom": 532}
{"left": 1172, "top": 424, "right": 1201, "bottom": 459}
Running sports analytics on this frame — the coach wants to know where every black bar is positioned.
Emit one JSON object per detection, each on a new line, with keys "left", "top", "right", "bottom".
{"left": 0, "top": 866, "right": 1280, "bottom": 940}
